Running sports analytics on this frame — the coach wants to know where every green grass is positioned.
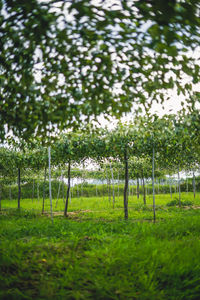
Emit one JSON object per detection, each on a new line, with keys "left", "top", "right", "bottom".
{"left": 1, "top": 193, "right": 200, "bottom": 299}
{"left": 2, "top": 192, "right": 200, "bottom": 221}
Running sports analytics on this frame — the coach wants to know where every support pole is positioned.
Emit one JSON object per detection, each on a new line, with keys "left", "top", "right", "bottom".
{"left": 152, "top": 146, "right": 156, "bottom": 222}
{"left": 178, "top": 166, "right": 181, "bottom": 207}
{"left": 48, "top": 146, "right": 53, "bottom": 223}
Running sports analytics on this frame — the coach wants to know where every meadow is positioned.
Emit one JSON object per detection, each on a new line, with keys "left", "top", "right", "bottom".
{"left": 1, "top": 192, "right": 200, "bottom": 299}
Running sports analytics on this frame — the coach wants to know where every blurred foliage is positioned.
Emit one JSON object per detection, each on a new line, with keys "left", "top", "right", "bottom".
{"left": 1, "top": 0, "right": 200, "bottom": 140}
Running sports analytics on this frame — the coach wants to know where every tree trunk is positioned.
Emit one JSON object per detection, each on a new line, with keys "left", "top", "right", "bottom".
{"left": 137, "top": 177, "right": 139, "bottom": 199}
{"left": 177, "top": 166, "right": 181, "bottom": 207}
{"left": 81, "top": 178, "right": 84, "bottom": 199}
{"left": 42, "top": 166, "right": 47, "bottom": 214}
{"left": 70, "top": 186, "right": 72, "bottom": 203}
{"left": 9, "top": 185, "right": 12, "bottom": 200}
{"left": 71, "top": 179, "right": 73, "bottom": 200}
{"left": 62, "top": 176, "right": 65, "bottom": 203}
{"left": 193, "top": 170, "right": 196, "bottom": 199}
{"left": 56, "top": 173, "right": 62, "bottom": 208}
{"left": 37, "top": 181, "right": 39, "bottom": 201}
{"left": 110, "top": 163, "right": 115, "bottom": 208}
{"left": 123, "top": 147, "right": 129, "bottom": 220}
{"left": 108, "top": 179, "right": 111, "bottom": 202}
{"left": 169, "top": 177, "right": 172, "bottom": 200}
{"left": 18, "top": 168, "right": 21, "bottom": 209}
{"left": 64, "top": 160, "right": 71, "bottom": 217}
{"left": 118, "top": 171, "right": 120, "bottom": 200}
{"left": 142, "top": 175, "right": 146, "bottom": 205}
{"left": 48, "top": 146, "right": 53, "bottom": 223}
{"left": 102, "top": 179, "right": 104, "bottom": 200}
{"left": 157, "top": 179, "right": 160, "bottom": 194}
{"left": 32, "top": 179, "right": 35, "bottom": 202}
{"left": 106, "top": 167, "right": 110, "bottom": 202}
{"left": 96, "top": 184, "right": 98, "bottom": 197}
{"left": 77, "top": 183, "right": 79, "bottom": 198}
{"left": 186, "top": 177, "right": 188, "bottom": 194}
{"left": 152, "top": 146, "right": 156, "bottom": 222}
{"left": 0, "top": 184, "right": 2, "bottom": 211}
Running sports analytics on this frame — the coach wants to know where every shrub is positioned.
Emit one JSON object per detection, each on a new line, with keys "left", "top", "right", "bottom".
{"left": 167, "top": 198, "right": 193, "bottom": 207}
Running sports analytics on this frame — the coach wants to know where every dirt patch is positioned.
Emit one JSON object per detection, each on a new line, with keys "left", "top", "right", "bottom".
{"left": 42, "top": 210, "right": 92, "bottom": 217}
{"left": 179, "top": 206, "right": 200, "bottom": 210}
{"left": 191, "top": 206, "right": 200, "bottom": 209}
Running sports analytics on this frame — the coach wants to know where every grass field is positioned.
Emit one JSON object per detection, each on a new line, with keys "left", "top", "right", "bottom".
{"left": 1, "top": 193, "right": 200, "bottom": 299}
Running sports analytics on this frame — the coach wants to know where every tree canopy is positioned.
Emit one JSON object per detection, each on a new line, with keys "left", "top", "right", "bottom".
{"left": 1, "top": 0, "right": 200, "bottom": 140}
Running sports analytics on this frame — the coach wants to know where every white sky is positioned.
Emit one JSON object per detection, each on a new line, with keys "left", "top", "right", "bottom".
{"left": 97, "top": 87, "right": 200, "bottom": 129}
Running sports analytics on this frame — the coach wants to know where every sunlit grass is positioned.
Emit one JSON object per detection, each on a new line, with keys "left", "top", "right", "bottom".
{"left": 1, "top": 204, "right": 200, "bottom": 299}
{"left": 2, "top": 191, "right": 200, "bottom": 211}
{"left": 2, "top": 192, "right": 200, "bottom": 223}
{"left": 1, "top": 191, "right": 200, "bottom": 299}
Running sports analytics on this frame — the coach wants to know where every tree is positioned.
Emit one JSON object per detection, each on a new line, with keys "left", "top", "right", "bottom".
{"left": 105, "top": 123, "right": 139, "bottom": 219}
{"left": 0, "top": 147, "right": 26, "bottom": 209}
{"left": 52, "top": 132, "right": 93, "bottom": 216}
{"left": 1, "top": 0, "right": 200, "bottom": 141}
{"left": 25, "top": 146, "right": 48, "bottom": 212}
{"left": 129, "top": 156, "right": 153, "bottom": 205}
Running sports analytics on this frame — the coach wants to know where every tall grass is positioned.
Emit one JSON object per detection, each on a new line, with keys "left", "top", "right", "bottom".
{"left": 1, "top": 203, "right": 200, "bottom": 299}
{"left": 1, "top": 192, "right": 200, "bottom": 222}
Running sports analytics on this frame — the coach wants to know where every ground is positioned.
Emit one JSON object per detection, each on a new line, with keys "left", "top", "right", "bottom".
{"left": 1, "top": 193, "right": 200, "bottom": 299}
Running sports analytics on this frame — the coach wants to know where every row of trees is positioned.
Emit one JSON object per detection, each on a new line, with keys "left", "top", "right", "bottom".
{"left": 1, "top": 111, "right": 199, "bottom": 219}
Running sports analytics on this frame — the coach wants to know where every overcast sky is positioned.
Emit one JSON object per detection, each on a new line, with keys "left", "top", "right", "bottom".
{"left": 97, "top": 82, "right": 200, "bottom": 129}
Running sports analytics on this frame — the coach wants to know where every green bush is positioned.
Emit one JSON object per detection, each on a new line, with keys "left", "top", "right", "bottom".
{"left": 167, "top": 198, "right": 194, "bottom": 207}
{"left": 1, "top": 178, "right": 199, "bottom": 200}
{"left": 1, "top": 180, "right": 64, "bottom": 200}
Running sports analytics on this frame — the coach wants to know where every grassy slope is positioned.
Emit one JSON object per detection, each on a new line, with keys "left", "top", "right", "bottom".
{"left": 1, "top": 193, "right": 200, "bottom": 299}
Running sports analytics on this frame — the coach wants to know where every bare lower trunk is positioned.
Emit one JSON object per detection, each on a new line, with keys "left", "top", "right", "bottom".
{"left": 110, "top": 163, "right": 115, "bottom": 209}
{"left": 64, "top": 160, "right": 71, "bottom": 217}
{"left": 62, "top": 176, "right": 65, "bottom": 203}
{"left": 71, "top": 179, "right": 73, "bottom": 200}
{"left": 9, "top": 185, "right": 12, "bottom": 200}
{"left": 96, "top": 185, "right": 98, "bottom": 197}
{"left": 142, "top": 176, "right": 146, "bottom": 205}
{"left": 108, "top": 179, "right": 111, "bottom": 202}
{"left": 70, "top": 186, "right": 72, "bottom": 203}
{"left": 77, "top": 184, "right": 79, "bottom": 198}
{"left": 123, "top": 147, "right": 129, "bottom": 220}
{"left": 193, "top": 170, "right": 196, "bottom": 199}
{"left": 137, "top": 178, "right": 139, "bottom": 199}
{"left": 56, "top": 173, "right": 63, "bottom": 208}
{"left": 0, "top": 184, "right": 2, "bottom": 211}
{"left": 152, "top": 146, "right": 156, "bottom": 222}
{"left": 102, "top": 179, "right": 104, "bottom": 200}
{"left": 32, "top": 179, "right": 35, "bottom": 202}
{"left": 48, "top": 146, "right": 53, "bottom": 224}
{"left": 169, "top": 177, "right": 172, "bottom": 200}
{"left": 81, "top": 178, "right": 83, "bottom": 199}
{"left": 106, "top": 167, "right": 110, "bottom": 202}
{"left": 186, "top": 177, "right": 188, "bottom": 194}
{"left": 18, "top": 168, "right": 21, "bottom": 209}
{"left": 37, "top": 182, "right": 39, "bottom": 201}
{"left": 178, "top": 166, "right": 181, "bottom": 207}
{"left": 42, "top": 166, "right": 47, "bottom": 214}
{"left": 118, "top": 171, "right": 120, "bottom": 200}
